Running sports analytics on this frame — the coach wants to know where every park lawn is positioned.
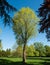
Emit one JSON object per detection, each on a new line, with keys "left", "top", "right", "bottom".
{"left": 0, "top": 57, "right": 50, "bottom": 65}
{"left": 26, "top": 57, "right": 50, "bottom": 62}
{"left": 26, "top": 57, "right": 50, "bottom": 65}
{"left": 0, "top": 57, "right": 22, "bottom": 62}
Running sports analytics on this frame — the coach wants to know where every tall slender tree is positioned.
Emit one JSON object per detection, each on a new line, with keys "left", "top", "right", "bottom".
{"left": 13, "top": 7, "right": 39, "bottom": 63}
{"left": 0, "top": 0, "right": 17, "bottom": 25}
{"left": 38, "top": 0, "right": 50, "bottom": 40}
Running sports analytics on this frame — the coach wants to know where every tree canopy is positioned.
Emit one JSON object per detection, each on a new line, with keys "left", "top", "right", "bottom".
{"left": 34, "top": 42, "right": 46, "bottom": 56}
{"left": 0, "top": 0, "right": 17, "bottom": 25}
{"left": 13, "top": 7, "right": 39, "bottom": 45}
{"left": 38, "top": 0, "right": 50, "bottom": 40}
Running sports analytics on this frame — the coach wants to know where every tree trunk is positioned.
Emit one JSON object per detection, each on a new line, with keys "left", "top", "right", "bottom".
{"left": 23, "top": 43, "right": 26, "bottom": 63}
{"left": 23, "top": 22, "right": 27, "bottom": 63}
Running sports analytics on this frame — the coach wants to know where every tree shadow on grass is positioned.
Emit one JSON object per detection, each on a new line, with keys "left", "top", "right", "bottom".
{"left": 0, "top": 59, "right": 50, "bottom": 65}
{"left": 44, "top": 58, "right": 50, "bottom": 65}
{"left": 32, "top": 62, "right": 50, "bottom": 65}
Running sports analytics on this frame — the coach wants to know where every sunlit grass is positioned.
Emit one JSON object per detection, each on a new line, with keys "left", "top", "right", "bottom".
{"left": 0, "top": 57, "right": 50, "bottom": 65}
{"left": 0, "top": 57, "right": 22, "bottom": 62}
{"left": 0, "top": 57, "right": 50, "bottom": 62}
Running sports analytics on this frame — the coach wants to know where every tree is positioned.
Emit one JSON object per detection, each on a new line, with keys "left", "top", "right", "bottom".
{"left": 0, "top": 50, "right": 2, "bottom": 57}
{"left": 12, "top": 45, "right": 23, "bottom": 57}
{"left": 34, "top": 42, "right": 46, "bottom": 56}
{"left": 6, "top": 49, "right": 11, "bottom": 57}
{"left": 45, "top": 45, "right": 50, "bottom": 56}
{"left": 15, "top": 45, "right": 22, "bottom": 57}
{"left": 0, "top": 40, "right": 2, "bottom": 50}
{"left": 26, "top": 45, "right": 35, "bottom": 56}
{"left": 0, "top": 0, "right": 17, "bottom": 25}
{"left": 13, "top": 7, "right": 39, "bottom": 63}
{"left": 1, "top": 50, "right": 6, "bottom": 57}
{"left": 38, "top": 0, "right": 50, "bottom": 40}
{"left": 34, "top": 51, "right": 39, "bottom": 57}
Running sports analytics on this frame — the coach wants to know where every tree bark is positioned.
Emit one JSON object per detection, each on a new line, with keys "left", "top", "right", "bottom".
{"left": 23, "top": 21, "right": 27, "bottom": 63}
{"left": 23, "top": 43, "right": 26, "bottom": 63}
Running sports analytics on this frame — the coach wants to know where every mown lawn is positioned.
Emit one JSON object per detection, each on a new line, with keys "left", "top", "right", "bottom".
{"left": 0, "top": 57, "right": 50, "bottom": 65}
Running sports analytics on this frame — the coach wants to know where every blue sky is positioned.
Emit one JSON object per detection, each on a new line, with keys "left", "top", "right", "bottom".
{"left": 0, "top": 0, "right": 50, "bottom": 50}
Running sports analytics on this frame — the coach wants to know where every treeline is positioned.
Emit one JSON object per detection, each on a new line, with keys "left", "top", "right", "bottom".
{"left": 0, "top": 42, "right": 50, "bottom": 57}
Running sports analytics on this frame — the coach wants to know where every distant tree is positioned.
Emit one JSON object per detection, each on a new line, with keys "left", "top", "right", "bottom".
{"left": 13, "top": 7, "right": 39, "bottom": 63}
{"left": 0, "top": 40, "right": 2, "bottom": 50}
{"left": 1, "top": 50, "right": 6, "bottom": 57}
{"left": 0, "top": 50, "right": 2, "bottom": 57}
{"left": 38, "top": 0, "right": 50, "bottom": 40}
{"left": 15, "top": 45, "right": 22, "bottom": 57}
{"left": 0, "top": 0, "right": 17, "bottom": 25}
{"left": 34, "top": 42, "right": 46, "bottom": 56}
{"left": 45, "top": 45, "right": 50, "bottom": 56}
{"left": 34, "top": 51, "right": 39, "bottom": 56}
{"left": 12, "top": 45, "right": 22, "bottom": 57}
{"left": 26, "top": 45, "right": 35, "bottom": 56}
{"left": 6, "top": 49, "right": 11, "bottom": 57}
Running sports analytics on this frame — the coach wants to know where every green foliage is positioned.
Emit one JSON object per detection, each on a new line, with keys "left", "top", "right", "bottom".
{"left": 38, "top": 0, "right": 50, "bottom": 40}
{"left": 34, "top": 42, "right": 46, "bottom": 56}
{"left": 0, "top": 0, "right": 17, "bottom": 25}
{"left": 34, "top": 51, "right": 39, "bottom": 56}
{"left": 12, "top": 45, "right": 23, "bottom": 57}
{"left": 13, "top": 7, "right": 39, "bottom": 45}
{"left": 0, "top": 44, "right": 50, "bottom": 57}
{"left": 1, "top": 50, "right": 6, "bottom": 57}
{"left": 5, "top": 49, "right": 11, "bottom": 57}
{"left": 0, "top": 40, "right": 2, "bottom": 50}
{"left": 0, "top": 48, "right": 11, "bottom": 57}
{"left": 26, "top": 45, "right": 35, "bottom": 56}
{"left": 45, "top": 45, "right": 50, "bottom": 56}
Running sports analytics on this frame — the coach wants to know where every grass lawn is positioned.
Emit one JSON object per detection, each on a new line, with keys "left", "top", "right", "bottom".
{"left": 0, "top": 57, "right": 50, "bottom": 65}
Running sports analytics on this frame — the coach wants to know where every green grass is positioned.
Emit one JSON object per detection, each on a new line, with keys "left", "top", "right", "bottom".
{"left": 0, "top": 57, "right": 22, "bottom": 62}
{"left": 0, "top": 57, "right": 50, "bottom": 65}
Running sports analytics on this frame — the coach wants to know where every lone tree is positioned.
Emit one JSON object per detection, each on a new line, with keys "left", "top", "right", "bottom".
{"left": 38, "top": 0, "right": 50, "bottom": 41}
{"left": 0, "top": 0, "right": 17, "bottom": 25}
{"left": 13, "top": 7, "right": 39, "bottom": 63}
